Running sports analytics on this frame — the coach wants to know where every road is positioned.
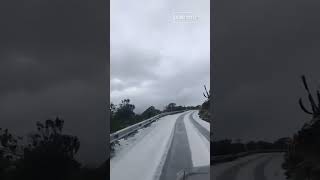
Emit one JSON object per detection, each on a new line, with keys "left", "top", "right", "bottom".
{"left": 110, "top": 110, "right": 210, "bottom": 180}
{"left": 212, "top": 152, "right": 287, "bottom": 180}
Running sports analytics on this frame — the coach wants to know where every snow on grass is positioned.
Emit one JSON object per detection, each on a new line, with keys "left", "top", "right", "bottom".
{"left": 184, "top": 111, "right": 210, "bottom": 167}
{"left": 110, "top": 113, "right": 182, "bottom": 180}
{"left": 264, "top": 153, "right": 287, "bottom": 180}
{"left": 192, "top": 110, "right": 210, "bottom": 132}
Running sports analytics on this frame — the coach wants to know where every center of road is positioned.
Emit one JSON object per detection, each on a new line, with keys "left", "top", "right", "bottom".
{"left": 159, "top": 112, "right": 193, "bottom": 180}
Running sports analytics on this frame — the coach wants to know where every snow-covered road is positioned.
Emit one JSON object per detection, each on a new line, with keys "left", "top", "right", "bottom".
{"left": 110, "top": 110, "right": 210, "bottom": 180}
{"left": 212, "top": 153, "right": 287, "bottom": 180}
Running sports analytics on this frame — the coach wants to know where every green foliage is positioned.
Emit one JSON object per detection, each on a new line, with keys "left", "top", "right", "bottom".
{"left": 110, "top": 99, "right": 137, "bottom": 133}
{"left": 283, "top": 119, "right": 320, "bottom": 180}
{"left": 212, "top": 138, "right": 289, "bottom": 156}
{"left": 164, "top": 103, "right": 176, "bottom": 112}
{"left": 299, "top": 75, "right": 320, "bottom": 117}
{"left": 199, "top": 85, "right": 211, "bottom": 122}
{"left": 163, "top": 103, "right": 193, "bottom": 112}
{"left": 140, "top": 106, "right": 161, "bottom": 120}
{"left": 12, "top": 118, "right": 81, "bottom": 180}
{"left": 0, "top": 128, "right": 20, "bottom": 179}
{"left": 110, "top": 99, "right": 199, "bottom": 133}
{"left": 282, "top": 75, "right": 320, "bottom": 180}
{"left": 110, "top": 103, "right": 116, "bottom": 117}
{"left": 203, "top": 85, "right": 211, "bottom": 99}
{"left": 115, "top": 99, "right": 135, "bottom": 120}
{"left": 0, "top": 128, "right": 19, "bottom": 158}
{"left": 0, "top": 118, "right": 107, "bottom": 180}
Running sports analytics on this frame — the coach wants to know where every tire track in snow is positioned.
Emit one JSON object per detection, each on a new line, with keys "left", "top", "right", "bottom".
{"left": 189, "top": 111, "right": 210, "bottom": 141}
{"left": 110, "top": 113, "right": 181, "bottom": 180}
{"left": 263, "top": 153, "right": 286, "bottom": 180}
{"left": 159, "top": 112, "right": 193, "bottom": 180}
{"left": 235, "top": 154, "right": 274, "bottom": 180}
{"left": 214, "top": 153, "right": 286, "bottom": 180}
{"left": 254, "top": 155, "right": 275, "bottom": 180}
{"left": 215, "top": 154, "right": 267, "bottom": 180}
{"left": 184, "top": 111, "right": 210, "bottom": 167}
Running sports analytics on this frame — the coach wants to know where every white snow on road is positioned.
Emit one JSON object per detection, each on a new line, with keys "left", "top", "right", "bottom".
{"left": 235, "top": 153, "right": 273, "bottom": 180}
{"left": 112, "top": 121, "right": 158, "bottom": 159}
{"left": 184, "top": 111, "right": 210, "bottom": 167}
{"left": 192, "top": 110, "right": 210, "bottom": 132}
{"left": 211, "top": 154, "right": 264, "bottom": 179}
{"left": 212, "top": 153, "right": 287, "bottom": 180}
{"left": 264, "top": 153, "right": 287, "bottom": 180}
{"left": 110, "top": 113, "right": 182, "bottom": 180}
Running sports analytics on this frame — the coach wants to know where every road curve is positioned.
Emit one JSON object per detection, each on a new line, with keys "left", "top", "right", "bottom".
{"left": 159, "top": 112, "right": 193, "bottom": 180}
{"left": 189, "top": 111, "right": 210, "bottom": 141}
{"left": 213, "top": 153, "right": 287, "bottom": 180}
{"left": 110, "top": 111, "right": 210, "bottom": 180}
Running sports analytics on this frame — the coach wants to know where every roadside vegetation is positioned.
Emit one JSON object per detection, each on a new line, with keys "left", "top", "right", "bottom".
{"left": 110, "top": 99, "right": 199, "bottom": 133}
{"left": 109, "top": 99, "right": 200, "bottom": 157}
{"left": 282, "top": 75, "right": 320, "bottom": 180}
{"left": 198, "top": 85, "right": 211, "bottom": 123}
{"left": 0, "top": 118, "right": 106, "bottom": 180}
{"left": 212, "top": 138, "right": 290, "bottom": 156}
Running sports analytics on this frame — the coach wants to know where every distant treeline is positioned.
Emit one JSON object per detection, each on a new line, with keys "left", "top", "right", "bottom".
{"left": 212, "top": 137, "right": 290, "bottom": 156}
{"left": 110, "top": 99, "right": 200, "bottom": 133}
{"left": 0, "top": 119, "right": 106, "bottom": 180}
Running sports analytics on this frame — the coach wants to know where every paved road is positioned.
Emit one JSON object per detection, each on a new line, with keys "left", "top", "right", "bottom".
{"left": 110, "top": 110, "right": 210, "bottom": 180}
{"left": 159, "top": 112, "right": 193, "bottom": 180}
{"left": 212, "top": 153, "right": 287, "bottom": 180}
{"left": 189, "top": 111, "right": 210, "bottom": 141}
{"left": 160, "top": 111, "right": 210, "bottom": 180}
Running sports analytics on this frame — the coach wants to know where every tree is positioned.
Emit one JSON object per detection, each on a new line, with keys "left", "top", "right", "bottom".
{"left": 114, "top": 99, "right": 135, "bottom": 120}
{"left": 273, "top": 137, "right": 291, "bottom": 150}
{"left": 203, "top": 85, "right": 211, "bottom": 100}
{"left": 165, "top": 103, "right": 176, "bottom": 112}
{"left": 111, "top": 99, "right": 136, "bottom": 132}
{"left": 298, "top": 75, "right": 320, "bottom": 117}
{"left": 283, "top": 75, "right": 320, "bottom": 180}
{"left": 0, "top": 128, "right": 20, "bottom": 179}
{"left": 141, "top": 106, "right": 161, "bottom": 119}
{"left": 13, "top": 118, "right": 80, "bottom": 180}
{"left": 199, "top": 85, "right": 212, "bottom": 122}
{"left": 110, "top": 103, "right": 116, "bottom": 118}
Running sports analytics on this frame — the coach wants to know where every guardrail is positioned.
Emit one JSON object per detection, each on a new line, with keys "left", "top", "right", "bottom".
{"left": 211, "top": 149, "right": 287, "bottom": 165}
{"left": 110, "top": 110, "right": 188, "bottom": 143}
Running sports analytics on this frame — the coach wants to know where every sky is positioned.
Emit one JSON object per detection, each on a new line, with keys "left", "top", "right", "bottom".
{"left": 0, "top": 0, "right": 107, "bottom": 166}
{"left": 110, "top": 0, "right": 210, "bottom": 113}
{"left": 213, "top": 0, "right": 320, "bottom": 142}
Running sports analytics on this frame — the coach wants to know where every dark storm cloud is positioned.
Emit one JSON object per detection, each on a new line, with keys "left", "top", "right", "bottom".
{"left": 214, "top": 0, "right": 320, "bottom": 142}
{"left": 0, "top": 0, "right": 106, "bottom": 165}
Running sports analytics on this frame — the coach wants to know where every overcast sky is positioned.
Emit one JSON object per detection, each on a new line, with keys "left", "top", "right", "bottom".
{"left": 214, "top": 0, "right": 320, "bottom": 142}
{"left": 0, "top": 0, "right": 106, "bottom": 166}
{"left": 110, "top": 0, "right": 210, "bottom": 113}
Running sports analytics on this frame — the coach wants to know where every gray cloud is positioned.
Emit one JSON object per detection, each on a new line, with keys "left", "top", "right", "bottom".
{"left": 213, "top": 0, "right": 320, "bottom": 142}
{"left": 0, "top": 0, "right": 106, "bottom": 165}
{"left": 111, "top": 0, "right": 210, "bottom": 113}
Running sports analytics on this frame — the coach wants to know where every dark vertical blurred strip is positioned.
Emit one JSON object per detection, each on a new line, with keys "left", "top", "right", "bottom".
{"left": 210, "top": 0, "right": 214, "bottom": 179}
{"left": 106, "top": 0, "right": 111, "bottom": 178}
